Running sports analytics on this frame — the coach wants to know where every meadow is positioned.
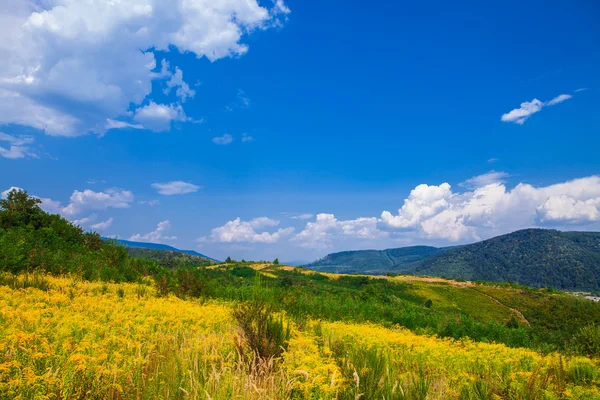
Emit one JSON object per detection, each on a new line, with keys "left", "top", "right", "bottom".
{"left": 2, "top": 189, "right": 600, "bottom": 399}
{"left": 1, "top": 273, "right": 600, "bottom": 399}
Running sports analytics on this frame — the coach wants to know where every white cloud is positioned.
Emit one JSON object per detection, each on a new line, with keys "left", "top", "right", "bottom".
{"left": 487, "top": 158, "right": 499, "bottom": 163}
{"left": 62, "top": 189, "right": 134, "bottom": 216}
{"left": 574, "top": 88, "right": 588, "bottom": 93}
{"left": 459, "top": 170, "right": 510, "bottom": 189}
{"left": 501, "top": 93, "right": 573, "bottom": 124}
{"left": 380, "top": 175, "right": 600, "bottom": 242}
{"left": 249, "top": 217, "right": 280, "bottom": 229}
{"left": 151, "top": 181, "right": 200, "bottom": 195}
{"left": 293, "top": 214, "right": 386, "bottom": 249}
{"left": 204, "top": 217, "right": 294, "bottom": 243}
{"left": 501, "top": 99, "right": 544, "bottom": 124}
{"left": 536, "top": 195, "right": 599, "bottom": 223}
{"left": 242, "top": 133, "right": 254, "bottom": 143}
{"left": 91, "top": 217, "right": 113, "bottom": 231}
{"left": 213, "top": 134, "right": 233, "bottom": 145}
{"left": 0, "top": 0, "right": 289, "bottom": 136}
{"left": 129, "top": 220, "right": 176, "bottom": 243}
{"left": 163, "top": 65, "right": 195, "bottom": 102}
{"left": 381, "top": 183, "right": 452, "bottom": 229}
{"left": 134, "top": 102, "right": 189, "bottom": 132}
{"left": 291, "top": 213, "right": 314, "bottom": 220}
{"left": 0, "top": 131, "right": 36, "bottom": 159}
{"left": 105, "top": 119, "right": 144, "bottom": 131}
{"left": 546, "top": 94, "right": 572, "bottom": 106}
{"left": 72, "top": 214, "right": 97, "bottom": 227}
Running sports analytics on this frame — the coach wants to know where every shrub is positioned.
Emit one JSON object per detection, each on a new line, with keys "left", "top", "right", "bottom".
{"left": 570, "top": 324, "right": 600, "bottom": 357}
{"left": 233, "top": 297, "right": 290, "bottom": 360}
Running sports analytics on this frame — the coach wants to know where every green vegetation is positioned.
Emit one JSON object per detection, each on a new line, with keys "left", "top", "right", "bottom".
{"left": 306, "top": 245, "right": 453, "bottom": 274}
{"left": 307, "top": 228, "right": 600, "bottom": 291}
{"left": 126, "top": 247, "right": 214, "bottom": 267}
{"left": 2, "top": 188, "right": 600, "bottom": 358}
{"left": 416, "top": 228, "right": 600, "bottom": 290}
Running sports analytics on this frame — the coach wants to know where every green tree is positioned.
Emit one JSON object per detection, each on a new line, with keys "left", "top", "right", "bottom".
{"left": 225, "top": 256, "right": 233, "bottom": 263}
{"left": 273, "top": 258, "right": 279, "bottom": 265}
{"left": 0, "top": 189, "right": 42, "bottom": 228}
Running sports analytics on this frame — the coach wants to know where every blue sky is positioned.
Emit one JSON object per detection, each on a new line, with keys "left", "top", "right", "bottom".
{"left": 1, "top": 0, "right": 599, "bottom": 262}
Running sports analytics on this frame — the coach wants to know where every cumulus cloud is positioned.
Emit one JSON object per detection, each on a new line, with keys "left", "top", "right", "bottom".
{"left": 242, "top": 133, "right": 254, "bottom": 143}
{"left": 134, "top": 102, "right": 189, "bottom": 132}
{"left": 381, "top": 183, "right": 453, "bottom": 229}
{"left": 293, "top": 214, "right": 386, "bottom": 249}
{"left": 129, "top": 220, "right": 176, "bottom": 243}
{"left": 151, "top": 181, "right": 200, "bottom": 195}
{"left": 213, "top": 134, "right": 233, "bottom": 145}
{"left": 459, "top": 170, "right": 510, "bottom": 189}
{"left": 536, "top": 195, "right": 599, "bottom": 223}
{"left": 0, "top": 132, "right": 36, "bottom": 159}
{"left": 91, "top": 217, "right": 113, "bottom": 231}
{"left": 61, "top": 189, "right": 134, "bottom": 216}
{"left": 380, "top": 175, "right": 600, "bottom": 241}
{"left": 203, "top": 217, "right": 294, "bottom": 243}
{"left": 72, "top": 214, "right": 97, "bottom": 227}
{"left": 501, "top": 93, "right": 573, "bottom": 124}
{"left": 0, "top": 0, "right": 289, "bottom": 136}
{"left": 501, "top": 99, "right": 544, "bottom": 124}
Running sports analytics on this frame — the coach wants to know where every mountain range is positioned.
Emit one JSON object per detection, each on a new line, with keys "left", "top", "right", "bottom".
{"left": 104, "top": 238, "right": 219, "bottom": 263}
{"left": 305, "top": 229, "right": 600, "bottom": 291}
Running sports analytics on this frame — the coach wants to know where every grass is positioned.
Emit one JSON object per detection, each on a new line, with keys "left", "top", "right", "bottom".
{"left": 1, "top": 273, "right": 600, "bottom": 399}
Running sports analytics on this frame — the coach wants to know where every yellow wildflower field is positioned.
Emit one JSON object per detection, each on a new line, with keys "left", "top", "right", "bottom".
{"left": 1, "top": 274, "right": 599, "bottom": 399}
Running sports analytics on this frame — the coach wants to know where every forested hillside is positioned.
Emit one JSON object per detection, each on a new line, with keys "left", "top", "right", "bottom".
{"left": 305, "top": 246, "right": 453, "bottom": 274}
{"left": 416, "top": 229, "right": 600, "bottom": 291}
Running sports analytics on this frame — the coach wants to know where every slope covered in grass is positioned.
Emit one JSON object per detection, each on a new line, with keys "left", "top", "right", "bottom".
{"left": 1, "top": 274, "right": 600, "bottom": 399}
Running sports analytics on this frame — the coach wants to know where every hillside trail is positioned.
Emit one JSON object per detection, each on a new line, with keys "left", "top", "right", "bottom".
{"left": 469, "top": 288, "right": 530, "bottom": 326}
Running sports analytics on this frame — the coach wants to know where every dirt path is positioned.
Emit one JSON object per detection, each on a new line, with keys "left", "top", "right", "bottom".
{"left": 469, "top": 288, "right": 530, "bottom": 326}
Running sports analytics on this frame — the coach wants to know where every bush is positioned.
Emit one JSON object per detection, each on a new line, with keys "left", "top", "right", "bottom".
{"left": 570, "top": 324, "right": 600, "bottom": 357}
{"left": 233, "top": 297, "right": 290, "bottom": 360}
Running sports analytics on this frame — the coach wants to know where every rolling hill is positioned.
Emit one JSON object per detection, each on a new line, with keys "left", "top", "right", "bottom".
{"left": 306, "top": 229, "right": 600, "bottom": 291}
{"left": 104, "top": 238, "right": 219, "bottom": 262}
{"left": 305, "top": 245, "right": 454, "bottom": 274}
{"left": 416, "top": 229, "right": 600, "bottom": 291}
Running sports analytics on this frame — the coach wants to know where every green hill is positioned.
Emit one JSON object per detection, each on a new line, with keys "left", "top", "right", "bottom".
{"left": 416, "top": 229, "right": 600, "bottom": 291}
{"left": 107, "top": 238, "right": 219, "bottom": 262}
{"left": 305, "top": 245, "right": 453, "bottom": 274}
{"left": 126, "top": 247, "right": 215, "bottom": 267}
{"left": 306, "top": 229, "right": 600, "bottom": 291}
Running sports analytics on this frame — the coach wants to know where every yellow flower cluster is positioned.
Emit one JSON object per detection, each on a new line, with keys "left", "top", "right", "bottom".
{"left": 321, "top": 321, "right": 600, "bottom": 399}
{"left": 1, "top": 274, "right": 599, "bottom": 399}
{"left": 283, "top": 326, "right": 343, "bottom": 399}
{"left": 0, "top": 276, "right": 237, "bottom": 399}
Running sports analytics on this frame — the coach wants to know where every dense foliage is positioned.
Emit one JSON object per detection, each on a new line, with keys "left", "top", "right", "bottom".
{"left": 126, "top": 247, "right": 214, "bottom": 268}
{"left": 307, "top": 229, "right": 600, "bottom": 291}
{"left": 305, "top": 245, "right": 453, "bottom": 274}
{"left": 417, "top": 229, "right": 600, "bottom": 290}
{"left": 0, "top": 189, "right": 151, "bottom": 282}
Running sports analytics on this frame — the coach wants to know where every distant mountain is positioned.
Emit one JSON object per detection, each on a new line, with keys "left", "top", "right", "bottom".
{"left": 104, "top": 238, "right": 219, "bottom": 262}
{"left": 305, "top": 245, "right": 454, "bottom": 274}
{"left": 283, "top": 260, "right": 312, "bottom": 266}
{"left": 305, "top": 229, "right": 600, "bottom": 291}
{"left": 416, "top": 229, "right": 600, "bottom": 291}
